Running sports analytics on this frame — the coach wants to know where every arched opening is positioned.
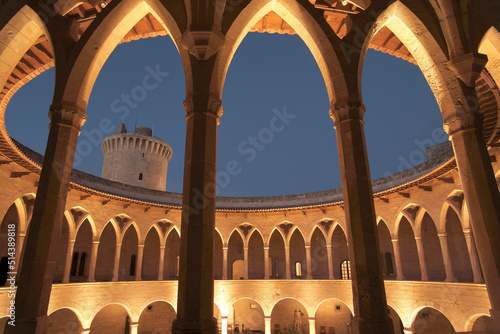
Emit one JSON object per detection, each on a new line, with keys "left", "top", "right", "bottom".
{"left": 248, "top": 231, "right": 265, "bottom": 279}
{"left": 421, "top": 213, "right": 445, "bottom": 281}
{"left": 315, "top": 299, "right": 353, "bottom": 334}
{"left": 331, "top": 225, "right": 348, "bottom": 279}
{"left": 228, "top": 231, "right": 244, "bottom": 280}
{"left": 219, "top": 23, "right": 337, "bottom": 197}
{"left": 48, "top": 308, "right": 82, "bottom": 334}
{"left": 72, "top": 219, "right": 93, "bottom": 282}
{"left": 90, "top": 304, "right": 130, "bottom": 333}
{"left": 289, "top": 229, "right": 306, "bottom": 279}
{"left": 446, "top": 208, "right": 473, "bottom": 282}
{"left": 387, "top": 306, "right": 404, "bottom": 334}
{"left": 119, "top": 225, "right": 138, "bottom": 281}
{"left": 471, "top": 315, "right": 493, "bottom": 332}
{"left": 138, "top": 301, "right": 176, "bottom": 334}
{"left": 377, "top": 220, "right": 395, "bottom": 278}
{"left": 310, "top": 227, "right": 328, "bottom": 279}
{"left": 271, "top": 299, "right": 309, "bottom": 334}
{"left": 0, "top": 201, "right": 23, "bottom": 285}
{"left": 164, "top": 229, "right": 180, "bottom": 279}
{"left": 95, "top": 222, "right": 117, "bottom": 281}
{"left": 142, "top": 227, "right": 161, "bottom": 280}
{"left": 412, "top": 307, "right": 455, "bottom": 333}
{"left": 398, "top": 216, "right": 421, "bottom": 280}
{"left": 232, "top": 260, "right": 244, "bottom": 280}
{"left": 214, "top": 231, "right": 223, "bottom": 279}
{"left": 269, "top": 230, "right": 285, "bottom": 279}
{"left": 229, "top": 299, "right": 265, "bottom": 332}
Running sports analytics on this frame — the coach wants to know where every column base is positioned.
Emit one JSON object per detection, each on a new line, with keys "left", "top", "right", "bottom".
{"left": 172, "top": 318, "right": 217, "bottom": 334}
{"left": 4, "top": 315, "right": 49, "bottom": 334}
{"left": 351, "top": 315, "right": 394, "bottom": 334}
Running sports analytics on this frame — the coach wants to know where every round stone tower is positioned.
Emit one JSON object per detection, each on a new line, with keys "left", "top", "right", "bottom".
{"left": 101, "top": 123, "right": 172, "bottom": 191}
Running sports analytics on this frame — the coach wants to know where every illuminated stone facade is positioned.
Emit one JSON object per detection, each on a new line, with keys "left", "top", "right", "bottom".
{"left": 0, "top": 1, "right": 499, "bottom": 334}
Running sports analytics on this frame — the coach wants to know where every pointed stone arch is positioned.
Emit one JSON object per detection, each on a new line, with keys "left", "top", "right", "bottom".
{"left": 289, "top": 227, "right": 306, "bottom": 279}
{"left": 164, "top": 226, "right": 180, "bottom": 280}
{"left": 310, "top": 226, "right": 328, "bottom": 279}
{"left": 60, "top": 0, "right": 189, "bottom": 112}
{"left": 214, "top": 0, "right": 348, "bottom": 107}
{"left": 268, "top": 227, "right": 286, "bottom": 279}
{"left": 248, "top": 228, "right": 265, "bottom": 279}
{"left": 479, "top": 27, "right": 500, "bottom": 87}
{"left": 228, "top": 228, "right": 245, "bottom": 279}
{"left": 368, "top": 1, "right": 460, "bottom": 122}
{"left": 142, "top": 225, "right": 162, "bottom": 280}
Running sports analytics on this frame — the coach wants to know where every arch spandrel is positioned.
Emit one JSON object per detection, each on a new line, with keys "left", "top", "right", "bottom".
{"left": 59, "top": 0, "right": 189, "bottom": 112}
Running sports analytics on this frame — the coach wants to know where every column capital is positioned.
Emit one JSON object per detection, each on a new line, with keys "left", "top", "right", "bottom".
{"left": 49, "top": 104, "right": 86, "bottom": 129}
{"left": 184, "top": 96, "right": 223, "bottom": 120}
{"left": 92, "top": 240, "right": 100, "bottom": 245}
{"left": 391, "top": 238, "right": 399, "bottom": 243}
{"left": 326, "top": 244, "right": 332, "bottom": 248}
{"left": 223, "top": 246, "right": 229, "bottom": 251}
{"left": 446, "top": 52, "right": 487, "bottom": 87}
{"left": 138, "top": 244, "right": 145, "bottom": 249}
{"left": 463, "top": 228, "right": 472, "bottom": 235}
{"left": 329, "top": 101, "right": 365, "bottom": 124}
{"left": 443, "top": 110, "right": 482, "bottom": 136}
{"left": 181, "top": 27, "right": 225, "bottom": 60}
{"left": 414, "top": 236, "right": 422, "bottom": 241}
{"left": 438, "top": 233, "right": 448, "bottom": 238}
{"left": 264, "top": 246, "right": 270, "bottom": 250}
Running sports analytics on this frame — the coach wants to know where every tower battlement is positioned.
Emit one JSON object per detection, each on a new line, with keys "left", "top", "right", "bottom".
{"left": 101, "top": 123, "right": 172, "bottom": 191}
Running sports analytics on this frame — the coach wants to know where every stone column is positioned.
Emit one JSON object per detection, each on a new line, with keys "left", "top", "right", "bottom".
{"left": 222, "top": 246, "right": 228, "bottom": 280}
{"left": 444, "top": 77, "right": 500, "bottom": 329}
{"left": 331, "top": 102, "right": 393, "bottom": 334}
{"left": 172, "top": 96, "right": 222, "bottom": 334}
{"left": 414, "top": 237, "right": 429, "bottom": 281}
{"left": 326, "top": 244, "right": 334, "bottom": 279}
{"left": 264, "top": 317, "right": 271, "bottom": 334}
{"left": 5, "top": 104, "right": 86, "bottom": 334}
{"left": 391, "top": 239, "right": 405, "bottom": 280}
{"left": 244, "top": 246, "right": 248, "bottom": 280}
{"left": 87, "top": 241, "right": 99, "bottom": 282}
{"left": 14, "top": 233, "right": 25, "bottom": 274}
{"left": 158, "top": 245, "right": 166, "bottom": 280}
{"left": 112, "top": 243, "right": 122, "bottom": 282}
{"left": 437, "top": 233, "right": 455, "bottom": 282}
{"left": 129, "top": 322, "right": 139, "bottom": 334}
{"left": 135, "top": 244, "right": 144, "bottom": 281}
{"left": 463, "top": 228, "right": 484, "bottom": 283}
{"left": 221, "top": 317, "right": 228, "bottom": 334}
{"left": 264, "top": 246, "right": 270, "bottom": 279}
{"left": 62, "top": 239, "right": 76, "bottom": 283}
{"left": 285, "top": 246, "right": 291, "bottom": 279}
{"left": 81, "top": 329, "right": 90, "bottom": 334}
{"left": 305, "top": 245, "right": 312, "bottom": 279}
{"left": 308, "top": 318, "right": 316, "bottom": 334}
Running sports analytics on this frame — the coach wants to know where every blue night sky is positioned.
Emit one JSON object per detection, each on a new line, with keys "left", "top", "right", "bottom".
{"left": 5, "top": 32, "right": 447, "bottom": 197}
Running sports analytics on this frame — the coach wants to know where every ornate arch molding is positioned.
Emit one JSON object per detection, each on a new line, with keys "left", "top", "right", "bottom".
{"left": 60, "top": 0, "right": 189, "bottom": 112}
{"left": 213, "top": 0, "right": 348, "bottom": 108}
{"left": 369, "top": 1, "right": 460, "bottom": 122}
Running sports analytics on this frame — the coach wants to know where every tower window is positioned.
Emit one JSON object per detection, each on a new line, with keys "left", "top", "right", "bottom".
{"left": 70, "top": 252, "right": 79, "bottom": 276}
{"left": 341, "top": 260, "right": 351, "bottom": 280}
{"left": 138, "top": 173, "right": 143, "bottom": 180}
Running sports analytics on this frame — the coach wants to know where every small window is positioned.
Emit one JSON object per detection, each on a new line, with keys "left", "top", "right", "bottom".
{"left": 274, "top": 258, "right": 279, "bottom": 277}
{"left": 78, "top": 252, "right": 86, "bottom": 276}
{"left": 70, "top": 252, "right": 79, "bottom": 276}
{"left": 130, "top": 254, "right": 136, "bottom": 276}
{"left": 295, "top": 262, "right": 302, "bottom": 277}
{"left": 341, "top": 260, "right": 351, "bottom": 280}
{"left": 138, "top": 173, "right": 143, "bottom": 180}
